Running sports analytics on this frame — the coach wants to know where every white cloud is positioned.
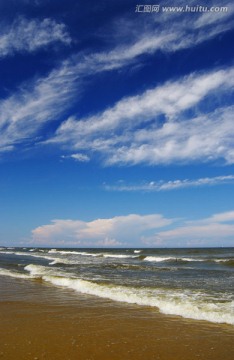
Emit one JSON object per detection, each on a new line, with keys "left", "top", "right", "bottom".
{"left": 61, "top": 153, "right": 90, "bottom": 162}
{"left": 106, "top": 105, "right": 234, "bottom": 166}
{"left": 211, "top": 212, "right": 234, "bottom": 222}
{"left": 0, "top": 59, "right": 80, "bottom": 152}
{"left": 95, "top": 1, "right": 233, "bottom": 69}
{"left": 194, "top": 2, "right": 234, "bottom": 28}
{"left": 152, "top": 211, "right": 234, "bottom": 247}
{"left": 31, "top": 211, "right": 234, "bottom": 247}
{"left": 0, "top": 17, "right": 71, "bottom": 58}
{"left": 49, "top": 67, "right": 234, "bottom": 165}
{"left": 104, "top": 175, "right": 234, "bottom": 192}
{"left": 55, "top": 68, "right": 234, "bottom": 135}
{"left": 1, "top": 3, "right": 233, "bottom": 160}
{"left": 2, "top": 60, "right": 234, "bottom": 165}
{"left": 31, "top": 214, "right": 174, "bottom": 246}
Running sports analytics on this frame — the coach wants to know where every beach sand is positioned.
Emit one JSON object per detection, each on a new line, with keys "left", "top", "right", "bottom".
{"left": 0, "top": 277, "right": 233, "bottom": 360}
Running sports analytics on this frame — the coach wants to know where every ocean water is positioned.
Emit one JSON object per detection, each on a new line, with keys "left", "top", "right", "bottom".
{"left": 0, "top": 247, "right": 233, "bottom": 326}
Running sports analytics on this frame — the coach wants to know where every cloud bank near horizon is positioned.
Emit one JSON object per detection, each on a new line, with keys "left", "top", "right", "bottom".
{"left": 31, "top": 211, "right": 234, "bottom": 248}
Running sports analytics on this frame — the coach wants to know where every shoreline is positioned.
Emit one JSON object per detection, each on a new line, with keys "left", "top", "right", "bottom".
{"left": 0, "top": 276, "right": 234, "bottom": 360}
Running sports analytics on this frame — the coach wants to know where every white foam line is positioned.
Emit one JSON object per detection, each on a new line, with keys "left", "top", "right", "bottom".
{"left": 0, "top": 268, "right": 30, "bottom": 279}
{"left": 23, "top": 264, "right": 234, "bottom": 326}
{"left": 103, "top": 254, "right": 138, "bottom": 259}
{"left": 48, "top": 250, "right": 101, "bottom": 257}
{"left": 144, "top": 256, "right": 175, "bottom": 262}
{"left": 144, "top": 256, "right": 207, "bottom": 263}
{"left": 0, "top": 250, "right": 79, "bottom": 265}
{"left": 46, "top": 276, "right": 234, "bottom": 325}
{"left": 49, "top": 258, "right": 76, "bottom": 265}
{"left": 13, "top": 252, "right": 56, "bottom": 261}
{"left": 214, "top": 258, "right": 234, "bottom": 263}
{"left": 0, "top": 251, "right": 15, "bottom": 254}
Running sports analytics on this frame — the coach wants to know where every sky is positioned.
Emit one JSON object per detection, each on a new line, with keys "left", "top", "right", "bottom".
{"left": 0, "top": 0, "right": 234, "bottom": 248}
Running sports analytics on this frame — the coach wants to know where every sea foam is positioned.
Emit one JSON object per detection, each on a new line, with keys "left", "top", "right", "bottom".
{"left": 0, "top": 268, "right": 29, "bottom": 279}
{"left": 23, "top": 264, "right": 234, "bottom": 326}
{"left": 103, "top": 254, "right": 138, "bottom": 259}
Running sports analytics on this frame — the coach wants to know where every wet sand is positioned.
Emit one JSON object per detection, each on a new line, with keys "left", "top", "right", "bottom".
{"left": 0, "top": 277, "right": 233, "bottom": 360}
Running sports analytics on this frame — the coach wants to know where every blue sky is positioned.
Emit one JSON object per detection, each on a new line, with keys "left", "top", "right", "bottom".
{"left": 0, "top": 0, "right": 234, "bottom": 247}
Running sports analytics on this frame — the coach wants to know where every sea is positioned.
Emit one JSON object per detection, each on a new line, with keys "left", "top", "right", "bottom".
{"left": 0, "top": 247, "right": 233, "bottom": 326}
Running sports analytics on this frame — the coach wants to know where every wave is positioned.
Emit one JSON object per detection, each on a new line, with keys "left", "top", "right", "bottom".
{"left": 2, "top": 249, "right": 233, "bottom": 267}
{"left": 144, "top": 256, "right": 176, "bottom": 262}
{"left": 48, "top": 249, "right": 84, "bottom": 255}
{"left": 102, "top": 263, "right": 175, "bottom": 272}
{"left": 0, "top": 268, "right": 29, "bottom": 279}
{"left": 0, "top": 251, "right": 15, "bottom": 255}
{"left": 0, "top": 249, "right": 82, "bottom": 266}
{"left": 17, "top": 252, "right": 83, "bottom": 266}
{"left": 1, "top": 264, "right": 233, "bottom": 325}
{"left": 48, "top": 249, "right": 57, "bottom": 253}
{"left": 23, "top": 264, "right": 234, "bottom": 326}
{"left": 215, "top": 259, "right": 234, "bottom": 267}
{"left": 48, "top": 250, "right": 138, "bottom": 259}
{"left": 48, "top": 250, "right": 101, "bottom": 257}
{"left": 143, "top": 256, "right": 213, "bottom": 263}
{"left": 15, "top": 252, "right": 56, "bottom": 262}
{"left": 25, "top": 264, "right": 53, "bottom": 277}
{"left": 48, "top": 258, "right": 76, "bottom": 265}
{"left": 53, "top": 250, "right": 138, "bottom": 259}
{"left": 103, "top": 254, "right": 138, "bottom": 259}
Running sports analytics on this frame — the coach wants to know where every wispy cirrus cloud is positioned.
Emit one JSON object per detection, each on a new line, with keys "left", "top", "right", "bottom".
{"left": 55, "top": 67, "right": 234, "bottom": 134}
{"left": 0, "top": 17, "right": 71, "bottom": 58}
{"left": 105, "top": 105, "right": 234, "bottom": 166}
{"left": 98, "top": 1, "right": 234, "bottom": 67}
{"left": 61, "top": 153, "right": 90, "bottom": 162}
{"left": 1, "top": 1, "right": 233, "bottom": 160}
{"left": 104, "top": 175, "right": 234, "bottom": 192}
{"left": 49, "top": 67, "right": 234, "bottom": 165}
{"left": 1, "top": 61, "right": 234, "bottom": 163}
{"left": 194, "top": 2, "right": 234, "bottom": 28}
{"left": 0, "top": 58, "right": 81, "bottom": 153}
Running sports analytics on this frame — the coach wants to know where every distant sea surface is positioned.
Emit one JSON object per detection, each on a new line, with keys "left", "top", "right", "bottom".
{"left": 0, "top": 247, "right": 233, "bottom": 326}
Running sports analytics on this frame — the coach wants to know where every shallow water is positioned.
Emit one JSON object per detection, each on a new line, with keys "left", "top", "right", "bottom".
{"left": 0, "top": 247, "right": 233, "bottom": 325}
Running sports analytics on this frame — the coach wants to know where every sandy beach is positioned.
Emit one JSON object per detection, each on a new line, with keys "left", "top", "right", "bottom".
{"left": 0, "top": 276, "right": 233, "bottom": 360}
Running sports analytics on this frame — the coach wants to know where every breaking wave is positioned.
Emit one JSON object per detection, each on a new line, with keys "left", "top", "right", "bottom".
{"left": 20, "top": 264, "right": 234, "bottom": 326}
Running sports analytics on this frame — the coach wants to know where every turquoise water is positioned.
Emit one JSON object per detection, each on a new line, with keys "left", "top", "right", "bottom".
{"left": 0, "top": 247, "right": 233, "bottom": 325}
